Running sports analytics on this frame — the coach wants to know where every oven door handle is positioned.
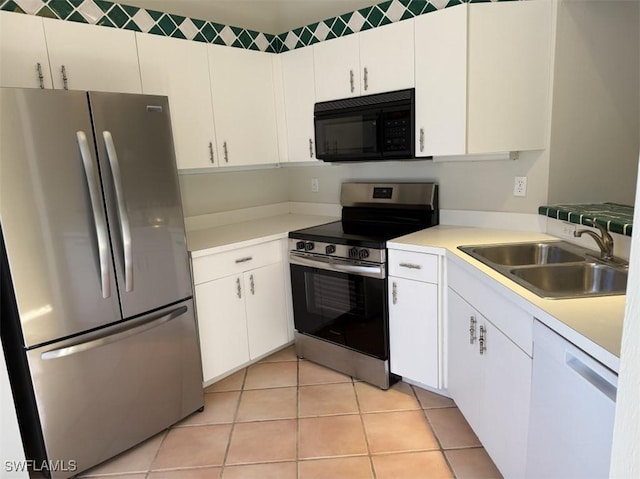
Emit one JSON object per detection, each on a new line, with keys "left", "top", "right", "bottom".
{"left": 289, "top": 252, "right": 386, "bottom": 279}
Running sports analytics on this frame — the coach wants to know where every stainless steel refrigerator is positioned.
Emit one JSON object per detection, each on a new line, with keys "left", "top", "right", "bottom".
{"left": 0, "top": 88, "right": 204, "bottom": 478}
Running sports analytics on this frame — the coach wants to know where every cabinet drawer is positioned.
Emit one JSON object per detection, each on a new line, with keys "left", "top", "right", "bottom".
{"left": 192, "top": 240, "right": 283, "bottom": 284}
{"left": 388, "top": 250, "right": 439, "bottom": 283}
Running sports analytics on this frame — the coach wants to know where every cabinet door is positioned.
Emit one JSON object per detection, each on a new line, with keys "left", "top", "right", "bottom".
{"left": 137, "top": 33, "right": 218, "bottom": 170}
{"left": 313, "top": 34, "right": 360, "bottom": 101}
{"left": 480, "top": 319, "right": 532, "bottom": 479}
{"left": 244, "top": 263, "right": 289, "bottom": 359}
{"left": 467, "top": 0, "right": 552, "bottom": 153}
{"left": 414, "top": 4, "right": 467, "bottom": 157}
{"left": 281, "top": 47, "right": 317, "bottom": 162}
{"left": 43, "top": 18, "right": 141, "bottom": 93}
{"left": 208, "top": 45, "right": 279, "bottom": 166}
{"left": 194, "top": 275, "right": 250, "bottom": 383}
{"left": 0, "top": 11, "right": 52, "bottom": 89}
{"left": 388, "top": 276, "right": 439, "bottom": 388}
{"left": 358, "top": 19, "right": 414, "bottom": 95}
{"left": 447, "top": 288, "right": 483, "bottom": 433}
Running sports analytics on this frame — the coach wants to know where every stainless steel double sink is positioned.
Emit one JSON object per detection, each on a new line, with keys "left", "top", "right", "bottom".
{"left": 458, "top": 241, "right": 628, "bottom": 299}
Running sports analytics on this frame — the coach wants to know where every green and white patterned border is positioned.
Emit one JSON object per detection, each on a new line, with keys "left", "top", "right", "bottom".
{"left": 539, "top": 203, "right": 634, "bottom": 236}
{"left": 0, "top": 0, "right": 517, "bottom": 53}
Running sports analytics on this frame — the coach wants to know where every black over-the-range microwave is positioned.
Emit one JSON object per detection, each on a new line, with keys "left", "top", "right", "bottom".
{"left": 314, "top": 88, "right": 416, "bottom": 162}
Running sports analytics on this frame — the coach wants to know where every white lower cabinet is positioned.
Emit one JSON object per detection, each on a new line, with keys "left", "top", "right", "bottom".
{"left": 193, "top": 241, "right": 289, "bottom": 384}
{"left": 388, "top": 249, "right": 441, "bottom": 389}
{"left": 447, "top": 261, "right": 533, "bottom": 479}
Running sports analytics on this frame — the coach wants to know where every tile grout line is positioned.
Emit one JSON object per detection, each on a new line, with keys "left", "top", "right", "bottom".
{"left": 296, "top": 355, "right": 301, "bottom": 479}
{"left": 353, "top": 378, "right": 378, "bottom": 479}
{"left": 219, "top": 367, "right": 248, "bottom": 475}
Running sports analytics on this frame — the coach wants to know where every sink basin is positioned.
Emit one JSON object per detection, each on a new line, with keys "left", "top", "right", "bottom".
{"left": 458, "top": 241, "right": 628, "bottom": 299}
{"left": 460, "top": 241, "right": 585, "bottom": 266}
{"left": 510, "top": 263, "right": 628, "bottom": 299}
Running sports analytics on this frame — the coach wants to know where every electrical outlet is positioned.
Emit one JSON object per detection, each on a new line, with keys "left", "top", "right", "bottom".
{"left": 514, "top": 176, "right": 527, "bottom": 197}
{"left": 559, "top": 222, "right": 576, "bottom": 238}
{"left": 311, "top": 178, "right": 319, "bottom": 193}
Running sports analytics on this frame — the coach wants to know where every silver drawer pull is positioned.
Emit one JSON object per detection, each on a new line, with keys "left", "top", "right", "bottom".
{"left": 235, "top": 256, "right": 253, "bottom": 264}
{"left": 399, "top": 263, "right": 421, "bottom": 270}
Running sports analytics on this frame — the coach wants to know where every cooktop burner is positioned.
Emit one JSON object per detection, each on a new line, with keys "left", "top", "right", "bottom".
{"left": 288, "top": 220, "right": 423, "bottom": 249}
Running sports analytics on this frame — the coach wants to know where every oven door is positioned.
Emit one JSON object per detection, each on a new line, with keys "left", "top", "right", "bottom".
{"left": 289, "top": 253, "right": 388, "bottom": 360}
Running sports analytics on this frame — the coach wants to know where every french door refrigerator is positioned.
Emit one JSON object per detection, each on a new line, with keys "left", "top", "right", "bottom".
{"left": 0, "top": 88, "right": 204, "bottom": 478}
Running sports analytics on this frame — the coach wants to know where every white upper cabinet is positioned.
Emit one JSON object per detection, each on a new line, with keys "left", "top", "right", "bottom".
{"left": 358, "top": 19, "right": 414, "bottom": 95}
{"left": 415, "top": 1, "right": 552, "bottom": 157}
{"left": 280, "top": 46, "right": 317, "bottom": 162}
{"left": 313, "top": 34, "right": 360, "bottom": 102}
{"left": 414, "top": 5, "right": 467, "bottom": 157}
{"left": 43, "top": 18, "right": 141, "bottom": 93}
{"left": 313, "top": 20, "right": 415, "bottom": 102}
{"left": 0, "top": 11, "right": 52, "bottom": 89}
{"left": 467, "top": 0, "right": 552, "bottom": 153}
{"left": 137, "top": 33, "right": 218, "bottom": 170}
{"left": 208, "top": 45, "right": 280, "bottom": 166}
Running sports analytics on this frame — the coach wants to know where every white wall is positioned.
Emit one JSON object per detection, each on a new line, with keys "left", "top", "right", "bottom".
{"left": 610, "top": 156, "right": 640, "bottom": 478}
{"left": 547, "top": 0, "right": 639, "bottom": 206}
{"left": 286, "top": 149, "right": 549, "bottom": 213}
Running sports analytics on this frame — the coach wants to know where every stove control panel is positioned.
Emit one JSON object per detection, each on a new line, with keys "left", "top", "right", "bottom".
{"left": 289, "top": 239, "right": 385, "bottom": 264}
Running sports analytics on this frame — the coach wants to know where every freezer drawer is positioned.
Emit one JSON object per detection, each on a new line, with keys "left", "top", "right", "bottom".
{"left": 26, "top": 299, "right": 203, "bottom": 479}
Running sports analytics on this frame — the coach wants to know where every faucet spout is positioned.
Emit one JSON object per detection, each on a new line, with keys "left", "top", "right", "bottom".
{"left": 574, "top": 219, "right": 614, "bottom": 260}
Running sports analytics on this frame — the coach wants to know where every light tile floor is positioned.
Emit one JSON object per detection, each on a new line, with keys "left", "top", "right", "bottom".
{"left": 79, "top": 346, "right": 502, "bottom": 479}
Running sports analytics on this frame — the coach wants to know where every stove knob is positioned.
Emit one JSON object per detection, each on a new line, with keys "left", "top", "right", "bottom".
{"left": 296, "top": 241, "right": 306, "bottom": 250}
{"left": 305, "top": 242, "right": 315, "bottom": 251}
{"left": 358, "top": 249, "right": 370, "bottom": 260}
{"left": 325, "top": 245, "right": 336, "bottom": 254}
{"left": 349, "top": 247, "right": 359, "bottom": 258}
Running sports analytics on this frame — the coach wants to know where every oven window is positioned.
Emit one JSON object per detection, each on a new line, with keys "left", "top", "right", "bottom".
{"left": 290, "top": 265, "right": 388, "bottom": 360}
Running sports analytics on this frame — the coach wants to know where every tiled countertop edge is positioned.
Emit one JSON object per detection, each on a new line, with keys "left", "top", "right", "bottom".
{"left": 538, "top": 203, "right": 633, "bottom": 236}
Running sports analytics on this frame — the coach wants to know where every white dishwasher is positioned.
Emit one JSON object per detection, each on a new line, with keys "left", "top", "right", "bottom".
{"left": 526, "top": 320, "right": 618, "bottom": 478}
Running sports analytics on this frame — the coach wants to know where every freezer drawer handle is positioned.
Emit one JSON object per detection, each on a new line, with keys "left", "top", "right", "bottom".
{"left": 103, "top": 131, "right": 134, "bottom": 292}
{"left": 77, "top": 131, "right": 111, "bottom": 299}
{"left": 41, "top": 305, "right": 188, "bottom": 360}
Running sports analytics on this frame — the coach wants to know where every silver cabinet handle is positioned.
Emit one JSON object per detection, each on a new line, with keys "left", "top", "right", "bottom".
{"left": 392, "top": 281, "right": 398, "bottom": 305}
{"left": 349, "top": 69, "right": 354, "bottom": 93}
{"left": 236, "top": 277, "right": 242, "bottom": 298}
{"left": 36, "top": 62, "right": 45, "bottom": 89}
{"left": 469, "top": 316, "right": 477, "bottom": 345}
{"left": 566, "top": 354, "right": 617, "bottom": 402}
{"left": 479, "top": 325, "right": 487, "bottom": 355}
{"left": 103, "top": 131, "right": 133, "bottom": 292}
{"left": 363, "top": 67, "right": 369, "bottom": 91}
{"left": 77, "top": 131, "right": 110, "bottom": 299}
{"left": 250, "top": 274, "right": 255, "bottom": 295}
{"left": 61, "top": 64, "right": 68, "bottom": 90}
{"left": 41, "top": 305, "right": 187, "bottom": 360}
{"left": 223, "top": 141, "right": 229, "bottom": 163}
{"left": 419, "top": 128, "right": 425, "bottom": 152}
{"left": 399, "top": 263, "right": 421, "bottom": 270}
{"left": 208, "top": 141, "right": 214, "bottom": 164}
{"left": 235, "top": 256, "right": 252, "bottom": 264}
{"left": 309, "top": 138, "right": 314, "bottom": 158}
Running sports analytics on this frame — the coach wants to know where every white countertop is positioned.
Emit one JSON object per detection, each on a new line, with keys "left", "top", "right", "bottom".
{"left": 388, "top": 225, "right": 624, "bottom": 372}
{"left": 187, "top": 213, "right": 338, "bottom": 258}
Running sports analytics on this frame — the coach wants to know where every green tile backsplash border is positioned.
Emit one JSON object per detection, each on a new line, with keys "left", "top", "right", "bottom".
{"left": 1, "top": 0, "right": 519, "bottom": 53}
{"left": 538, "top": 203, "right": 634, "bottom": 236}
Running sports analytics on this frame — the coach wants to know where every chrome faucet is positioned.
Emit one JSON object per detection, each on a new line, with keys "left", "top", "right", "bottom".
{"left": 574, "top": 219, "right": 614, "bottom": 260}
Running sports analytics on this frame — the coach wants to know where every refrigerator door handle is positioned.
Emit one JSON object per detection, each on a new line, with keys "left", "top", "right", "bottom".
{"left": 76, "top": 131, "right": 111, "bottom": 299}
{"left": 103, "top": 131, "right": 133, "bottom": 292}
{"left": 41, "top": 305, "right": 188, "bottom": 360}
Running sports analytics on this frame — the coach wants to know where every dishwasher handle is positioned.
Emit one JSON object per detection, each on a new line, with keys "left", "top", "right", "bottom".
{"left": 565, "top": 353, "right": 617, "bottom": 402}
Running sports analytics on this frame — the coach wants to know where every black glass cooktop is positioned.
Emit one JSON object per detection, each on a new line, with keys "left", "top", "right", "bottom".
{"left": 289, "top": 220, "right": 425, "bottom": 249}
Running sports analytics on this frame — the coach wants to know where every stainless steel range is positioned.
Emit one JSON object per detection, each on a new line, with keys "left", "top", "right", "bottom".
{"left": 288, "top": 182, "right": 439, "bottom": 389}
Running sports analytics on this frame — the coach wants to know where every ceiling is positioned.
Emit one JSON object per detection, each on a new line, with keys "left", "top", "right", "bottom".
{"left": 121, "top": 0, "right": 378, "bottom": 34}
